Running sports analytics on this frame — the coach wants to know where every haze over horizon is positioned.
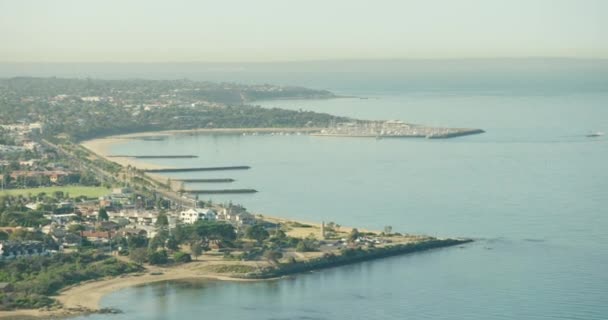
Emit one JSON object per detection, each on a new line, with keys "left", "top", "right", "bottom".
{"left": 1, "top": 0, "right": 607, "bottom": 63}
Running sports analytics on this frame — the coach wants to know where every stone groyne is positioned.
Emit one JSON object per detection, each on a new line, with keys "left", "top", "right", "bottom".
{"left": 240, "top": 238, "right": 472, "bottom": 279}
{"left": 143, "top": 166, "right": 251, "bottom": 173}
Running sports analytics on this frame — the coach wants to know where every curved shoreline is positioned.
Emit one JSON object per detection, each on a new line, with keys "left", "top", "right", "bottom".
{"left": 0, "top": 238, "right": 471, "bottom": 319}
{"left": 79, "top": 127, "right": 324, "bottom": 172}
{"left": 0, "top": 129, "right": 472, "bottom": 319}
{"left": 0, "top": 262, "right": 266, "bottom": 319}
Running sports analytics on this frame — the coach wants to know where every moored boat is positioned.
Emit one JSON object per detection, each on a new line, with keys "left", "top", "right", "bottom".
{"left": 586, "top": 131, "right": 604, "bottom": 137}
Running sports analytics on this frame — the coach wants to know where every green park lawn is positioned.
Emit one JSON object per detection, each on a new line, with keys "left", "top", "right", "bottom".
{"left": 1, "top": 185, "right": 111, "bottom": 199}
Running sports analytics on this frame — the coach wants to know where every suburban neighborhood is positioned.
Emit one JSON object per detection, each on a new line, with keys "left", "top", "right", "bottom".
{"left": 0, "top": 78, "right": 468, "bottom": 314}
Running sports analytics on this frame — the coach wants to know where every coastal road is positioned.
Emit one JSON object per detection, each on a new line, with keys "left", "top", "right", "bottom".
{"left": 41, "top": 138, "right": 196, "bottom": 208}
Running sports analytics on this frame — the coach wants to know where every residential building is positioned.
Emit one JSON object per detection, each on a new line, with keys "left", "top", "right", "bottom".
{"left": 0, "top": 241, "right": 52, "bottom": 260}
{"left": 179, "top": 208, "right": 217, "bottom": 224}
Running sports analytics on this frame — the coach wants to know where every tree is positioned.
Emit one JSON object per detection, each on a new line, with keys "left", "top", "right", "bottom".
{"left": 155, "top": 212, "right": 169, "bottom": 228}
{"left": 383, "top": 225, "right": 393, "bottom": 235}
{"left": 326, "top": 221, "right": 336, "bottom": 231}
{"left": 246, "top": 224, "right": 269, "bottom": 244}
{"left": 191, "top": 242, "right": 203, "bottom": 260}
{"left": 148, "top": 250, "right": 168, "bottom": 265}
{"left": 1, "top": 171, "right": 11, "bottom": 188}
{"left": 9, "top": 229, "right": 44, "bottom": 241}
{"left": 129, "top": 247, "right": 147, "bottom": 264}
{"left": 296, "top": 240, "right": 308, "bottom": 252}
{"left": 156, "top": 198, "right": 170, "bottom": 210}
{"left": 67, "top": 224, "right": 86, "bottom": 234}
{"left": 0, "top": 230, "right": 8, "bottom": 240}
{"left": 148, "top": 235, "right": 164, "bottom": 251}
{"left": 128, "top": 234, "right": 148, "bottom": 250}
{"left": 195, "top": 221, "right": 236, "bottom": 242}
{"left": 263, "top": 249, "right": 283, "bottom": 265}
{"left": 98, "top": 207, "right": 109, "bottom": 221}
{"left": 165, "top": 236, "right": 179, "bottom": 251}
{"left": 271, "top": 229, "right": 287, "bottom": 241}
{"left": 173, "top": 251, "right": 192, "bottom": 263}
{"left": 2, "top": 211, "right": 49, "bottom": 227}
{"left": 348, "top": 228, "right": 360, "bottom": 243}
{"left": 172, "top": 224, "right": 194, "bottom": 244}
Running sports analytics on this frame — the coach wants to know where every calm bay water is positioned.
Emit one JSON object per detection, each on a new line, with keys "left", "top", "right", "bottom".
{"left": 76, "top": 81, "right": 608, "bottom": 319}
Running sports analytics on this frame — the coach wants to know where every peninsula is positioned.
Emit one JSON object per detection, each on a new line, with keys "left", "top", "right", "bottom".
{"left": 0, "top": 77, "right": 474, "bottom": 318}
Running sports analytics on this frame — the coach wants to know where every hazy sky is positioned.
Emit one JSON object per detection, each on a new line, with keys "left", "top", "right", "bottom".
{"left": 1, "top": 0, "right": 606, "bottom": 62}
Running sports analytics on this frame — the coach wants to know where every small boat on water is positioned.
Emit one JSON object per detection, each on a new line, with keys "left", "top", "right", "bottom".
{"left": 586, "top": 131, "right": 604, "bottom": 138}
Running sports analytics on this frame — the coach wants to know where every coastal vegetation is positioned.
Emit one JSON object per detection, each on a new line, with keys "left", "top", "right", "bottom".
{"left": 0, "top": 251, "right": 142, "bottom": 310}
{"left": 108, "top": 215, "right": 471, "bottom": 283}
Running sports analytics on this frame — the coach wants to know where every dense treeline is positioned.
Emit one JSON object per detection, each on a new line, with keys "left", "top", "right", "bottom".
{"left": 0, "top": 128, "right": 16, "bottom": 145}
{"left": 119, "top": 218, "right": 308, "bottom": 267}
{"left": 0, "top": 77, "right": 335, "bottom": 102}
{"left": 0, "top": 193, "right": 89, "bottom": 229}
{"left": 0, "top": 251, "right": 142, "bottom": 310}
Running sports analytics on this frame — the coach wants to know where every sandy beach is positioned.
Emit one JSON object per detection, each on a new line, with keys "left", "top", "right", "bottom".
{"left": 0, "top": 212, "right": 344, "bottom": 320}
{"left": 0, "top": 214, "right": 382, "bottom": 319}
{"left": 80, "top": 127, "right": 324, "bottom": 189}
{"left": 0, "top": 128, "right": 397, "bottom": 319}
{"left": 0, "top": 259, "right": 267, "bottom": 319}
{"left": 81, "top": 138, "right": 166, "bottom": 171}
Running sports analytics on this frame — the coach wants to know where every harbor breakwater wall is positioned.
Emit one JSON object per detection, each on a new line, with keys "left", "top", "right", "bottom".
{"left": 241, "top": 238, "right": 472, "bottom": 279}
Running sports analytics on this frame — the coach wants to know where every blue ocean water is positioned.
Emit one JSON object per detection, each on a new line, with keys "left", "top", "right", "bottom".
{"left": 75, "top": 71, "right": 608, "bottom": 320}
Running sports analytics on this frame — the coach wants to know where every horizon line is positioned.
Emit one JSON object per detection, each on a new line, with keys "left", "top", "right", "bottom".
{"left": 2, "top": 57, "right": 608, "bottom": 64}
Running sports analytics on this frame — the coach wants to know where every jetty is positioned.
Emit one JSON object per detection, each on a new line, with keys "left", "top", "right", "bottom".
{"left": 108, "top": 155, "right": 198, "bottom": 159}
{"left": 183, "top": 189, "right": 257, "bottom": 194}
{"left": 136, "top": 136, "right": 168, "bottom": 141}
{"left": 143, "top": 166, "right": 251, "bottom": 173}
{"left": 426, "top": 129, "right": 485, "bottom": 138}
{"left": 174, "top": 178, "right": 235, "bottom": 183}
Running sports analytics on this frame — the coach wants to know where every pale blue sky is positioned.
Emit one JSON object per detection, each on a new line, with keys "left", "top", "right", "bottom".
{"left": 0, "top": 0, "right": 606, "bottom": 62}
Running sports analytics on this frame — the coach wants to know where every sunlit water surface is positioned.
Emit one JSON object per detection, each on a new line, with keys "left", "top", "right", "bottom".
{"left": 75, "top": 83, "right": 608, "bottom": 320}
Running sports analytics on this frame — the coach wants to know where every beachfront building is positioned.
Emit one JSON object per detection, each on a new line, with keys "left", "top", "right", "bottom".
{"left": 179, "top": 208, "right": 217, "bottom": 224}
{"left": 224, "top": 211, "right": 255, "bottom": 226}
{"left": 218, "top": 206, "right": 256, "bottom": 226}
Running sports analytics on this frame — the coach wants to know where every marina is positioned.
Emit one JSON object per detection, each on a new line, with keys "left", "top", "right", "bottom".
{"left": 311, "top": 121, "right": 484, "bottom": 139}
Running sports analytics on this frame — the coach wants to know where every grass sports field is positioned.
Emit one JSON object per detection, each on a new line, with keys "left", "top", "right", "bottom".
{"left": 1, "top": 186, "right": 110, "bottom": 199}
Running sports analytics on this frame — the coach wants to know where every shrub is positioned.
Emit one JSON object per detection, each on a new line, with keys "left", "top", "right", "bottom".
{"left": 148, "top": 250, "right": 168, "bottom": 265}
{"left": 173, "top": 252, "right": 192, "bottom": 263}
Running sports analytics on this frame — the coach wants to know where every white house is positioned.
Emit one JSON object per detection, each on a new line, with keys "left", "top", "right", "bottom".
{"left": 108, "top": 210, "right": 159, "bottom": 226}
{"left": 179, "top": 208, "right": 217, "bottom": 224}
{"left": 219, "top": 207, "right": 256, "bottom": 226}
